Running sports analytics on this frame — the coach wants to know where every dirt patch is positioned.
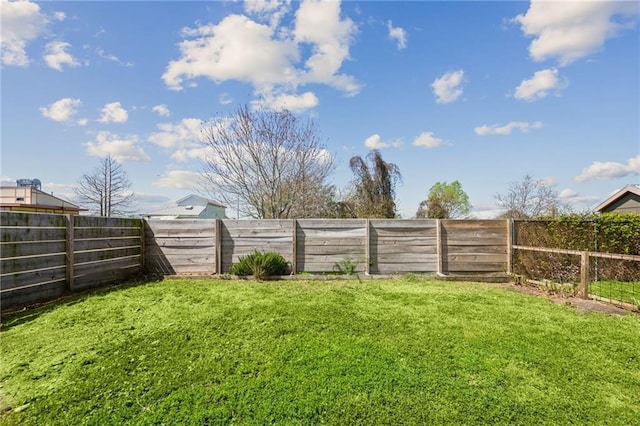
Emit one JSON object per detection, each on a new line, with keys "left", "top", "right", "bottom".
{"left": 499, "top": 282, "right": 633, "bottom": 315}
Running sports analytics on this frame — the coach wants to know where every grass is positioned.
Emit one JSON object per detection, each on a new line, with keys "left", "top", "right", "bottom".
{"left": 1, "top": 278, "right": 639, "bottom": 425}
{"left": 589, "top": 280, "right": 640, "bottom": 307}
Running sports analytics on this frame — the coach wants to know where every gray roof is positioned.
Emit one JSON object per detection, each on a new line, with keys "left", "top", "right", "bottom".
{"left": 593, "top": 184, "right": 640, "bottom": 212}
{"left": 146, "top": 205, "right": 207, "bottom": 218}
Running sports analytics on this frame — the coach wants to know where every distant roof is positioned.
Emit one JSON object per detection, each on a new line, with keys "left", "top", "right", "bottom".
{"left": 176, "top": 194, "right": 226, "bottom": 208}
{"left": 593, "top": 184, "right": 640, "bottom": 213}
{"left": 145, "top": 204, "right": 207, "bottom": 218}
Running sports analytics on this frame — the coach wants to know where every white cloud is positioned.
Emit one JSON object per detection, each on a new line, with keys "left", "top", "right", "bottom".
{"left": 96, "top": 47, "right": 134, "bottom": 67}
{"left": 53, "top": 11, "right": 66, "bottom": 21}
{"left": 514, "top": 68, "right": 567, "bottom": 101}
{"left": 364, "top": 134, "right": 386, "bottom": 149}
{"left": 40, "top": 98, "right": 81, "bottom": 123}
{"left": 219, "top": 93, "right": 233, "bottom": 105}
{"left": 387, "top": 20, "right": 407, "bottom": 50}
{"left": 44, "top": 41, "right": 80, "bottom": 71}
{"left": 574, "top": 155, "right": 640, "bottom": 183}
{"left": 84, "top": 131, "right": 150, "bottom": 163}
{"left": 1, "top": 0, "right": 48, "bottom": 66}
{"left": 294, "top": 0, "right": 360, "bottom": 95}
{"left": 474, "top": 121, "right": 543, "bottom": 136}
{"left": 98, "top": 102, "right": 128, "bottom": 123}
{"left": 244, "top": 0, "right": 291, "bottom": 28}
{"left": 413, "top": 132, "right": 443, "bottom": 149}
{"left": 148, "top": 118, "right": 203, "bottom": 149}
{"left": 559, "top": 188, "right": 578, "bottom": 199}
{"left": 153, "top": 170, "right": 204, "bottom": 189}
{"left": 513, "top": 0, "right": 639, "bottom": 66}
{"left": 431, "top": 70, "right": 464, "bottom": 104}
{"left": 540, "top": 176, "right": 557, "bottom": 187}
{"left": 254, "top": 91, "right": 319, "bottom": 113}
{"left": 77, "top": 118, "right": 88, "bottom": 126}
{"left": 152, "top": 104, "right": 171, "bottom": 117}
{"left": 163, "top": 1, "right": 360, "bottom": 108}
{"left": 363, "top": 134, "right": 403, "bottom": 150}
{"left": 163, "top": 14, "right": 298, "bottom": 91}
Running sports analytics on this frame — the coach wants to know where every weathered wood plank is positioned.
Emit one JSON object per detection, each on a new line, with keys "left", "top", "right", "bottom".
{"left": 146, "top": 246, "right": 215, "bottom": 256}
{"left": 0, "top": 240, "right": 66, "bottom": 257}
{"left": 371, "top": 245, "right": 437, "bottom": 255}
{"left": 1, "top": 253, "right": 66, "bottom": 274}
{"left": 301, "top": 245, "right": 367, "bottom": 256}
{"left": 445, "top": 254, "right": 507, "bottom": 263}
{"left": 375, "top": 253, "right": 438, "bottom": 263}
{"left": 0, "top": 281, "right": 66, "bottom": 309}
{"left": 1, "top": 211, "right": 66, "bottom": 227}
{"left": 74, "top": 227, "right": 141, "bottom": 240}
{"left": 1, "top": 228, "right": 66, "bottom": 243}
{"left": 74, "top": 216, "right": 141, "bottom": 229}
{"left": 445, "top": 262, "right": 506, "bottom": 272}
{"left": 74, "top": 247, "right": 141, "bottom": 265}
{"left": 74, "top": 237, "right": 142, "bottom": 252}
{"left": 0, "top": 266, "right": 67, "bottom": 290}
{"left": 370, "top": 219, "right": 437, "bottom": 228}
{"left": 372, "top": 263, "right": 437, "bottom": 273}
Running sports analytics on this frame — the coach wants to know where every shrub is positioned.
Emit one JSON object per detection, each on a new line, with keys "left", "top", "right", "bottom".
{"left": 229, "top": 251, "right": 289, "bottom": 280}
{"left": 333, "top": 257, "right": 358, "bottom": 275}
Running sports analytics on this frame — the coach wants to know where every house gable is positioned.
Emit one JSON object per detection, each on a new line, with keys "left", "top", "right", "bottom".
{"left": 594, "top": 185, "right": 640, "bottom": 214}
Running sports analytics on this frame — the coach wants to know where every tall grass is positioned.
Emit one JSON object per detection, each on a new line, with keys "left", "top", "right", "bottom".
{"left": 1, "top": 278, "right": 639, "bottom": 425}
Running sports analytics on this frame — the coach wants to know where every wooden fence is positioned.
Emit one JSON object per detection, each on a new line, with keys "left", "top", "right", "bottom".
{"left": 1, "top": 212, "right": 143, "bottom": 309}
{"left": 1, "top": 213, "right": 510, "bottom": 309}
{"left": 145, "top": 219, "right": 509, "bottom": 277}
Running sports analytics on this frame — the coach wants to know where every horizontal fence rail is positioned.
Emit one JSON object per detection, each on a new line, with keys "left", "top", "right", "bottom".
{"left": 1, "top": 212, "right": 143, "bottom": 309}
{"left": 513, "top": 245, "right": 640, "bottom": 309}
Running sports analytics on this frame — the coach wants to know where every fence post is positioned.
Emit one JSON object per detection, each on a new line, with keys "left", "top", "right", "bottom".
{"left": 139, "top": 218, "right": 145, "bottom": 274}
{"left": 65, "top": 214, "right": 74, "bottom": 292}
{"left": 215, "top": 219, "right": 222, "bottom": 275}
{"left": 292, "top": 219, "right": 297, "bottom": 275}
{"left": 436, "top": 219, "right": 443, "bottom": 275}
{"left": 365, "top": 219, "right": 370, "bottom": 275}
{"left": 507, "top": 219, "right": 514, "bottom": 275}
{"left": 579, "top": 251, "right": 589, "bottom": 299}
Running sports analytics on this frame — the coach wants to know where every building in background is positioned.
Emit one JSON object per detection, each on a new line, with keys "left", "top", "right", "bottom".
{"left": 0, "top": 179, "right": 85, "bottom": 215}
{"left": 144, "top": 194, "right": 227, "bottom": 220}
{"left": 593, "top": 185, "right": 640, "bottom": 214}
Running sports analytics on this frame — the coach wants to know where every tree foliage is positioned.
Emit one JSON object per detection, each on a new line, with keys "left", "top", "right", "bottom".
{"left": 495, "top": 174, "right": 564, "bottom": 219}
{"left": 75, "top": 154, "right": 134, "bottom": 217}
{"left": 348, "top": 150, "right": 401, "bottom": 218}
{"left": 200, "top": 105, "right": 335, "bottom": 219}
{"left": 416, "top": 180, "right": 471, "bottom": 219}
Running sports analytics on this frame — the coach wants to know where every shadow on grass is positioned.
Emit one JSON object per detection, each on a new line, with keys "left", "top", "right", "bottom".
{"left": 0, "top": 275, "right": 161, "bottom": 332}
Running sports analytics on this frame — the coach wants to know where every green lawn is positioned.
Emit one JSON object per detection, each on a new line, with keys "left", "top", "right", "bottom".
{"left": 589, "top": 280, "right": 640, "bottom": 307}
{"left": 1, "top": 278, "right": 639, "bottom": 425}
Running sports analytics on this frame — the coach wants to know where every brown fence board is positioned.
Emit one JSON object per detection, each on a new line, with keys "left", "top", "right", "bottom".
{"left": 1, "top": 228, "right": 66, "bottom": 242}
{"left": 0, "top": 240, "right": 66, "bottom": 257}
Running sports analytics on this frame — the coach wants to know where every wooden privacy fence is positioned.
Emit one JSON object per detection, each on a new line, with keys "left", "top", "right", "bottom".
{"left": 1, "top": 213, "right": 509, "bottom": 309}
{"left": 145, "top": 219, "right": 510, "bottom": 277}
{"left": 1, "top": 212, "right": 143, "bottom": 309}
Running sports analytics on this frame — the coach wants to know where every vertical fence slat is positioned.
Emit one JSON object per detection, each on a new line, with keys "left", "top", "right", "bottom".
{"left": 66, "top": 214, "right": 74, "bottom": 292}
{"left": 436, "top": 219, "right": 443, "bottom": 275}
{"left": 292, "top": 219, "right": 297, "bottom": 275}
{"left": 365, "top": 219, "right": 370, "bottom": 275}
{"left": 215, "top": 219, "right": 222, "bottom": 275}
{"left": 507, "top": 219, "right": 513, "bottom": 275}
{"left": 580, "top": 251, "right": 589, "bottom": 299}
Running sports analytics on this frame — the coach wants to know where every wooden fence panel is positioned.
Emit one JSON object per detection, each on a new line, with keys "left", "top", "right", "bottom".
{"left": 370, "top": 219, "right": 437, "bottom": 273}
{"left": 220, "top": 220, "right": 293, "bottom": 273}
{"left": 144, "top": 219, "right": 216, "bottom": 275}
{"left": 296, "top": 219, "right": 367, "bottom": 273}
{"left": 1, "top": 212, "right": 68, "bottom": 307}
{"left": 0, "top": 212, "right": 143, "bottom": 308}
{"left": 441, "top": 220, "right": 508, "bottom": 274}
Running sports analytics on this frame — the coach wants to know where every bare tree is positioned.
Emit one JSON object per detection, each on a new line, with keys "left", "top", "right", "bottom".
{"left": 200, "top": 105, "right": 335, "bottom": 219}
{"left": 348, "top": 150, "right": 402, "bottom": 218}
{"left": 75, "top": 154, "right": 134, "bottom": 216}
{"left": 495, "top": 174, "right": 564, "bottom": 219}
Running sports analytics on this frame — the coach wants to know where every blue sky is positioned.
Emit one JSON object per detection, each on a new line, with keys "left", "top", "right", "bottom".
{"left": 1, "top": 0, "right": 639, "bottom": 218}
